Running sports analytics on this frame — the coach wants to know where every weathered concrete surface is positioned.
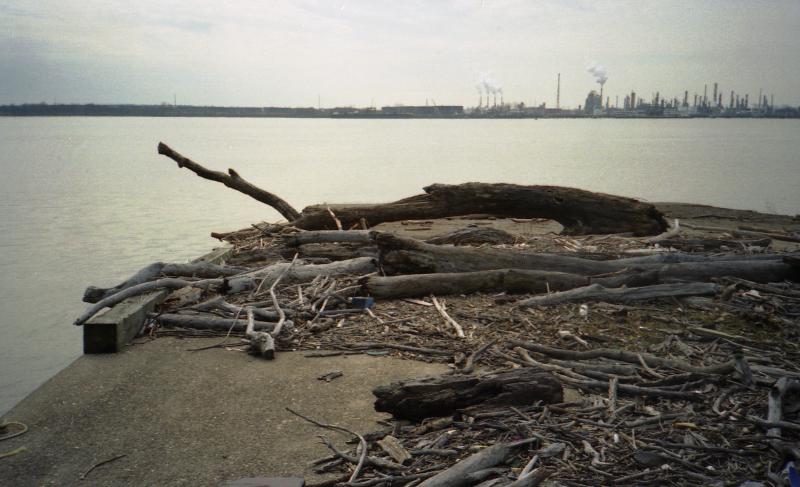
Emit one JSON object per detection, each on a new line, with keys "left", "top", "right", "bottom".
{"left": 0, "top": 339, "right": 446, "bottom": 486}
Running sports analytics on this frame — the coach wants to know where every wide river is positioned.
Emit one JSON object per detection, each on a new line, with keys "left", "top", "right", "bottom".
{"left": 1, "top": 117, "right": 798, "bottom": 414}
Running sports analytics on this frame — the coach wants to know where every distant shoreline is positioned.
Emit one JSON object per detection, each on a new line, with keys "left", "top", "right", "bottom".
{"left": 2, "top": 103, "right": 798, "bottom": 119}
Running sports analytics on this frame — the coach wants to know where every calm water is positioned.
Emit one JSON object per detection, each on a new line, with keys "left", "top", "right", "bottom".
{"left": 1, "top": 117, "right": 799, "bottom": 414}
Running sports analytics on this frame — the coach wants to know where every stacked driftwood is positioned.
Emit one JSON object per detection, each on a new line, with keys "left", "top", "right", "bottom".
{"left": 73, "top": 144, "right": 800, "bottom": 485}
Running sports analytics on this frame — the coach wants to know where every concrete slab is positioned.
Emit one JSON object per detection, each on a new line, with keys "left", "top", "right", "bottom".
{"left": 0, "top": 339, "right": 446, "bottom": 486}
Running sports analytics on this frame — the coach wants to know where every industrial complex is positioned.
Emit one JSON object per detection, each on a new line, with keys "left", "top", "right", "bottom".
{"left": 1, "top": 75, "right": 798, "bottom": 119}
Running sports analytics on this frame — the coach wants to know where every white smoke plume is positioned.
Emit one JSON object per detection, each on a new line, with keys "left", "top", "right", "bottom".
{"left": 587, "top": 62, "right": 608, "bottom": 84}
{"left": 477, "top": 72, "right": 502, "bottom": 95}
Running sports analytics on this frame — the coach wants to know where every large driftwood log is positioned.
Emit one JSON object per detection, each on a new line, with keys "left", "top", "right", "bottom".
{"left": 375, "top": 233, "right": 797, "bottom": 282}
{"left": 416, "top": 439, "right": 539, "bottom": 487}
{"left": 293, "top": 183, "right": 667, "bottom": 236}
{"left": 75, "top": 258, "right": 376, "bottom": 326}
{"left": 227, "top": 257, "right": 377, "bottom": 293}
{"left": 362, "top": 269, "right": 657, "bottom": 299}
{"left": 373, "top": 368, "right": 563, "bottom": 421}
{"left": 157, "top": 142, "right": 301, "bottom": 221}
{"left": 516, "top": 282, "right": 720, "bottom": 307}
{"left": 154, "top": 313, "right": 278, "bottom": 332}
{"left": 83, "top": 262, "right": 246, "bottom": 303}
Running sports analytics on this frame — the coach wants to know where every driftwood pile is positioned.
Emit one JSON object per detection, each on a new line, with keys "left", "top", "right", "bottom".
{"left": 73, "top": 144, "right": 800, "bottom": 485}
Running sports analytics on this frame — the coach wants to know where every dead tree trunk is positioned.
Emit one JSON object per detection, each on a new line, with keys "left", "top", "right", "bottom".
{"left": 362, "top": 269, "right": 657, "bottom": 299}
{"left": 516, "top": 282, "right": 720, "bottom": 307}
{"left": 293, "top": 183, "right": 667, "bottom": 236}
{"left": 154, "top": 313, "right": 278, "bottom": 332}
{"left": 83, "top": 262, "right": 247, "bottom": 303}
{"left": 375, "top": 233, "right": 798, "bottom": 281}
{"left": 373, "top": 368, "right": 563, "bottom": 421}
{"left": 157, "top": 142, "right": 301, "bottom": 221}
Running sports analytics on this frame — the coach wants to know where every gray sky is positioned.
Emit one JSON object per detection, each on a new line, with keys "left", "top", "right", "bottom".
{"left": 1, "top": 0, "right": 798, "bottom": 108}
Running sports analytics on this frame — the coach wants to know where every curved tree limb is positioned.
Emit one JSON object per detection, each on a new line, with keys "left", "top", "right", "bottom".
{"left": 157, "top": 142, "right": 301, "bottom": 221}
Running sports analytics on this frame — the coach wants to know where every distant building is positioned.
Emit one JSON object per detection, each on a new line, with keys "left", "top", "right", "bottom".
{"left": 584, "top": 91, "right": 601, "bottom": 114}
{"left": 380, "top": 105, "right": 464, "bottom": 117}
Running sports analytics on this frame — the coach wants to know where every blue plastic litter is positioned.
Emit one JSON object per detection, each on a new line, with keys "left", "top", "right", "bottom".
{"left": 789, "top": 463, "right": 799, "bottom": 487}
{"left": 350, "top": 297, "right": 375, "bottom": 309}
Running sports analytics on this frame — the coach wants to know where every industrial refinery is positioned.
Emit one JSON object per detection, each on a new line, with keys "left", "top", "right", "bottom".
{"left": 466, "top": 71, "right": 797, "bottom": 119}
{"left": 1, "top": 71, "right": 798, "bottom": 119}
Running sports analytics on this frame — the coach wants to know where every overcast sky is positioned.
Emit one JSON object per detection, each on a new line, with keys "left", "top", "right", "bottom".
{"left": 1, "top": 0, "right": 798, "bottom": 108}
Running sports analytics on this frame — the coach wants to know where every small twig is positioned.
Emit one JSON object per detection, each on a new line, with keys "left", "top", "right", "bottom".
{"left": 431, "top": 295, "right": 465, "bottom": 338}
{"left": 457, "top": 339, "right": 498, "bottom": 374}
{"left": 270, "top": 253, "right": 299, "bottom": 338}
{"left": 286, "top": 407, "right": 368, "bottom": 483}
{"left": 79, "top": 454, "right": 127, "bottom": 480}
{"left": 327, "top": 206, "right": 343, "bottom": 231}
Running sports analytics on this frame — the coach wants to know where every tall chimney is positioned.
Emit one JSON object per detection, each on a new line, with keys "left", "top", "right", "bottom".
{"left": 556, "top": 73, "right": 561, "bottom": 109}
{"left": 713, "top": 83, "right": 718, "bottom": 105}
{"left": 598, "top": 81, "right": 605, "bottom": 111}
{"left": 703, "top": 84, "right": 708, "bottom": 106}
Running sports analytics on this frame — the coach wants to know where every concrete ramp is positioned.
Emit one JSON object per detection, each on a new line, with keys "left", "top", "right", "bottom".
{"left": 0, "top": 338, "right": 446, "bottom": 486}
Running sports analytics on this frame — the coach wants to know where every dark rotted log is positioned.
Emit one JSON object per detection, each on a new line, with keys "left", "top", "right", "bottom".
{"left": 425, "top": 227, "right": 519, "bottom": 246}
{"left": 292, "top": 183, "right": 667, "bottom": 236}
{"left": 373, "top": 368, "right": 563, "bottom": 421}
{"left": 362, "top": 269, "right": 658, "bottom": 299}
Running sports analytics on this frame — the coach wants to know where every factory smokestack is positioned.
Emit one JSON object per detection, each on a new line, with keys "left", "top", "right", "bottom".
{"left": 556, "top": 73, "right": 561, "bottom": 109}
{"left": 587, "top": 63, "right": 609, "bottom": 111}
{"left": 713, "top": 83, "right": 718, "bottom": 106}
{"left": 599, "top": 82, "right": 605, "bottom": 111}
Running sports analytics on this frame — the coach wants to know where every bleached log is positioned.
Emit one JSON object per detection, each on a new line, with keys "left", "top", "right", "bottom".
{"left": 76, "top": 278, "right": 222, "bottom": 326}
{"left": 83, "top": 262, "right": 246, "bottom": 303}
{"left": 416, "top": 438, "right": 540, "bottom": 487}
{"left": 157, "top": 142, "right": 301, "bottom": 221}
{"left": 228, "top": 257, "right": 377, "bottom": 293}
{"left": 154, "top": 313, "right": 278, "bottom": 332}
{"left": 517, "top": 282, "right": 720, "bottom": 307}
{"left": 362, "top": 269, "right": 657, "bottom": 299}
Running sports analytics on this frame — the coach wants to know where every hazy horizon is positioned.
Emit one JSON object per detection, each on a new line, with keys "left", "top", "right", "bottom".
{"left": 2, "top": 1, "right": 799, "bottom": 108}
